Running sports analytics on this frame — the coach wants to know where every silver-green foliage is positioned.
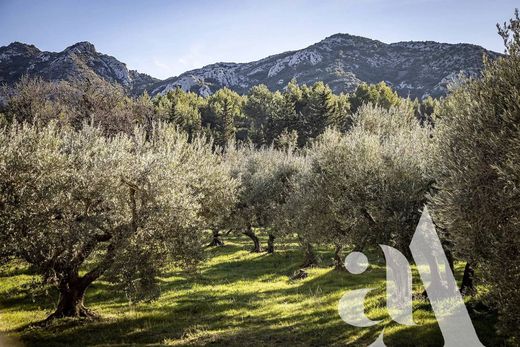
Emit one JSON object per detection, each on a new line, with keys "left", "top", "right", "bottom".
{"left": 284, "top": 103, "right": 431, "bottom": 253}
{"left": 431, "top": 11, "right": 520, "bottom": 340}
{"left": 0, "top": 122, "right": 238, "bottom": 307}
{"left": 224, "top": 143, "right": 305, "bottom": 233}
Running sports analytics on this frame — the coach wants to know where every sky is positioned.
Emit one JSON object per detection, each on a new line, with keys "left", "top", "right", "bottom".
{"left": 0, "top": 0, "right": 517, "bottom": 79}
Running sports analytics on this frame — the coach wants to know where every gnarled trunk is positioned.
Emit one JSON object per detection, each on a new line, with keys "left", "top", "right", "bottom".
{"left": 44, "top": 206, "right": 136, "bottom": 321}
{"left": 243, "top": 225, "right": 261, "bottom": 253}
{"left": 333, "top": 243, "right": 344, "bottom": 270}
{"left": 460, "top": 262, "right": 476, "bottom": 296}
{"left": 267, "top": 234, "right": 275, "bottom": 254}
{"left": 208, "top": 229, "right": 225, "bottom": 247}
{"left": 301, "top": 241, "right": 319, "bottom": 268}
{"left": 47, "top": 279, "right": 97, "bottom": 320}
{"left": 444, "top": 247, "right": 455, "bottom": 273}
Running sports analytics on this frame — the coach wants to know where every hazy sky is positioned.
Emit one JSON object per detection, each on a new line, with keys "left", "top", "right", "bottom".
{"left": 0, "top": 0, "right": 517, "bottom": 79}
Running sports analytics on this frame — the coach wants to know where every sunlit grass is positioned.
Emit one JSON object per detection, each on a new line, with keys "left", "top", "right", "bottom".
{"left": 0, "top": 235, "right": 504, "bottom": 346}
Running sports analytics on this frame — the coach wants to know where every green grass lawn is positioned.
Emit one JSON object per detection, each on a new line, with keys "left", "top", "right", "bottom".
{"left": 0, "top": 235, "right": 505, "bottom": 346}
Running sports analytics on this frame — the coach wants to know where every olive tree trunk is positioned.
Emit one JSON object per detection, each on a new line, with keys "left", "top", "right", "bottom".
{"left": 243, "top": 225, "right": 261, "bottom": 253}
{"left": 301, "top": 241, "right": 319, "bottom": 268}
{"left": 45, "top": 191, "right": 138, "bottom": 321}
{"left": 46, "top": 276, "right": 97, "bottom": 320}
{"left": 333, "top": 243, "right": 344, "bottom": 270}
{"left": 208, "top": 229, "right": 225, "bottom": 247}
{"left": 267, "top": 234, "right": 275, "bottom": 254}
{"left": 460, "top": 262, "right": 476, "bottom": 296}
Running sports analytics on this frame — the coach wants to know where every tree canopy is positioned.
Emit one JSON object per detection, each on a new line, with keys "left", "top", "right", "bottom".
{"left": 431, "top": 10, "right": 520, "bottom": 340}
{"left": 0, "top": 122, "right": 238, "bottom": 317}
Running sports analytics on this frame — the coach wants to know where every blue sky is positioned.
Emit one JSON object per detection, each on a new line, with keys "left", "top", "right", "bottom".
{"left": 0, "top": 0, "right": 517, "bottom": 79}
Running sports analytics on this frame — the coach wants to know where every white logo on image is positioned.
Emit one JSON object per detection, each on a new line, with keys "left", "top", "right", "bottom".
{"left": 338, "top": 208, "right": 484, "bottom": 346}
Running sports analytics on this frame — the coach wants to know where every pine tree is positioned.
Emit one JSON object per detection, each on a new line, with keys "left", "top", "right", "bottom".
{"left": 204, "top": 88, "right": 244, "bottom": 147}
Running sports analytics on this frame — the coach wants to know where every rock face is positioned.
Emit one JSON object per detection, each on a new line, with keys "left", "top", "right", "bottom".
{"left": 0, "top": 41, "right": 158, "bottom": 96}
{"left": 150, "top": 34, "right": 500, "bottom": 99}
{"left": 0, "top": 34, "right": 500, "bottom": 98}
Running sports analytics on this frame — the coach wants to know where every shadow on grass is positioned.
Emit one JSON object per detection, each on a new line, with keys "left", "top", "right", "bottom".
{"left": 1, "top": 235, "right": 507, "bottom": 346}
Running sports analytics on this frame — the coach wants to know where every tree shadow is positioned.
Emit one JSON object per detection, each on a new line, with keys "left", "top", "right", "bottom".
{"left": 1, "top": 237, "right": 506, "bottom": 346}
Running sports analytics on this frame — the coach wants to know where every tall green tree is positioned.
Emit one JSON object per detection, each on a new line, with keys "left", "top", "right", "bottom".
{"left": 203, "top": 87, "right": 244, "bottom": 147}
{"left": 268, "top": 80, "right": 350, "bottom": 147}
{"left": 155, "top": 88, "right": 205, "bottom": 138}
{"left": 302, "top": 81, "right": 336, "bottom": 141}
{"left": 349, "top": 81, "right": 401, "bottom": 113}
{"left": 244, "top": 84, "right": 283, "bottom": 145}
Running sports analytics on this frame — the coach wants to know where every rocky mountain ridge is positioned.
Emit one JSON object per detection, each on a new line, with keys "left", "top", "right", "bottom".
{"left": 0, "top": 34, "right": 501, "bottom": 98}
{"left": 150, "top": 34, "right": 501, "bottom": 99}
{"left": 0, "top": 41, "right": 158, "bottom": 95}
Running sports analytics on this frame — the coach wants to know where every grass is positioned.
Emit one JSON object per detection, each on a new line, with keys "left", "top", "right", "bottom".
{"left": 0, "top": 235, "right": 506, "bottom": 346}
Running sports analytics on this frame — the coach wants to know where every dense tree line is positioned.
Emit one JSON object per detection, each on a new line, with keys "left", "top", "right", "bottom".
{"left": 0, "top": 11, "right": 519, "bottom": 344}
{"left": 0, "top": 74, "right": 435, "bottom": 149}
{"left": 152, "top": 79, "right": 420, "bottom": 148}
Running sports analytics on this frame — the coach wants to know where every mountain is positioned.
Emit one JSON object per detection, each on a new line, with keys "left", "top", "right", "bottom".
{"left": 150, "top": 34, "right": 501, "bottom": 99}
{"left": 0, "top": 41, "right": 158, "bottom": 95}
{"left": 0, "top": 35, "right": 501, "bottom": 99}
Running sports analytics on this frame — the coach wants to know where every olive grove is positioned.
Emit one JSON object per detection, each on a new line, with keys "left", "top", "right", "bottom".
{"left": 1, "top": 12, "right": 520, "bottom": 344}
{"left": 0, "top": 123, "right": 237, "bottom": 318}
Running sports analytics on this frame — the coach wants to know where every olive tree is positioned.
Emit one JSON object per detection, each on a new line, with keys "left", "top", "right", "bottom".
{"left": 353, "top": 104, "right": 432, "bottom": 254}
{"left": 257, "top": 147, "right": 305, "bottom": 253}
{"left": 0, "top": 123, "right": 237, "bottom": 319}
{"left": 223, "top": 144, "right": 304, "bottom": 253}
{"left": 431, "top": 10, "right": 520, "bottom": 341}
{"left": 282, "top": 103, "right": 431, "bottom": 269}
